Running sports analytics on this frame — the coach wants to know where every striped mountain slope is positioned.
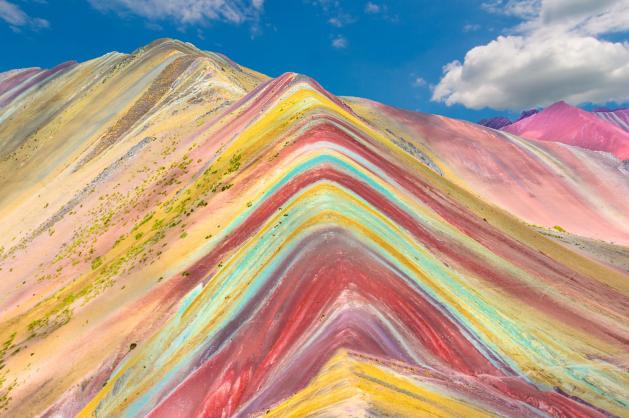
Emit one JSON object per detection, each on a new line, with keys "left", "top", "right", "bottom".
{"left": 0, "top": 39, "right": 627, "bottom": 417}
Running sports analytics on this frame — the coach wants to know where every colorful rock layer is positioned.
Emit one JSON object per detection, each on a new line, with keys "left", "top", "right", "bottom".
{"left": 503, "top": 101, "right": 629, "bottom": 159}
{"left": 0, "top": 39, "right": 627, "bottom": 417}
{"left": 594, "top": 108, "right": 629, "bottom": 132}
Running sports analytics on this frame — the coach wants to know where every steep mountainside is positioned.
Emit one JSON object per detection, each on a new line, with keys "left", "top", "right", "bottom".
{"left": 503, "top": 101, "right": 629, "bottom": 159}
{"left": 477, "top": 116, "right": 511, "bottom": 129}
{"left": 348, "top": 97, "right": 629, "bottom": 245}
{"left": 0, "top": 39, "right": 627, "bottom": 417}
{"left": 594, "top": 108, "right": 629, "bottom": 132}
{"left": 478, "top": 109, "right": 539, "bottom": 130}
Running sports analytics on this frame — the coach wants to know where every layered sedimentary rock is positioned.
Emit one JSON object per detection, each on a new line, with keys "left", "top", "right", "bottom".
{"left": 503, "top": 101, "right": 629, "bottom": 159}
{"left": 477, "top": 109, "right": 539, "bottom": 130}
{"left": 594, "top": 108, "right": 629, "bottom": 132}
{"left": 477, "top": 116, "right": 512, "bottom": 129}
{"left": 0, "top": 39, "right": 627, "bottom": 417}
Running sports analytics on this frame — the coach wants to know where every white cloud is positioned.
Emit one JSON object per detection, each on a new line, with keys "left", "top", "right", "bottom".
{"left": 309, "top": 0, "right": 394, "bottom": 27}
{"left": 0, "top": 0, "right": 49, "bottom": 31}
{"left": 463, "top": 23, "right": 481, "bottom": 32}
{"left": 481, "top": 0, "right": 541, "bottom": 19}
{"left": 364, "top": 1, "right": 397, "bottom": 22}
{"left": 412, "top": 77, "right": 426, "bottom": 88}
{"left": 306, "top": 1, "right": 355, "bottom": 28}
{"left": 331, "top": 35, "right": 348, "bottom": 49}
{"left": 433, "top": 0, "right": 629, "bottom": 110}
{"left": 89, "top": 0, "right": 264, "bottom": 25}
{"left": 0, "top": 0, "right": 26, "bottom": 26}
{"left": 326, "top": 13, "right": 355, "bottom": 28}
{"left": 365, "top": 2, "right": 381, "bottom": 14}
{"left": 328, "top": 17, "right": 342, "bottom": 27}
{"left": 534, "top": 0, "right": 629, "bottom": 35}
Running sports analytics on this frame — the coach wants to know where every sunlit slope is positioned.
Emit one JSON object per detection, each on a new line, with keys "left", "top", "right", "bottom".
{"left": 0, "top": 41, "right": 626, "bottom": 417}
{"left": 503, "top": 101, "right": 629, "bottom": 159}
{"left": 345, "top": 96, "right": 629, "bottom": 245}
{"left": 0, "top": 38, "right": 265, "bottom": 213}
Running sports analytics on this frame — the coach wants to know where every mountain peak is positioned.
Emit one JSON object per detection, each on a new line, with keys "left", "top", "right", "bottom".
{"left": 0, "top": 39, "right": 627, "bottom": 418}
{"left": 545, "top": 100, "right": 573, "bottom": 111}
{"left": 504, "top": 99, "right": 629, "bottom": 158}
{"left": 138, "top": 37, "right": 198, "bottom": 53}
{"left": 478, "top": 116, "right": 512, "bottom": 129}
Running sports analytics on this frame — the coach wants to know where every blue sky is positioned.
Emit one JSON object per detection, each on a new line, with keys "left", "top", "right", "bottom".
{"left": 1, "top": 0, "right": 628, "bottom": 122}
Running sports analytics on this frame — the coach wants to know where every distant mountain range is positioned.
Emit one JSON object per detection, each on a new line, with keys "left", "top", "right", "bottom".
{"left": 479, "top": 109, "right": 540, "bottom": 130}
{"left": 479, "top": 102, "right": 629, "bottom": 159}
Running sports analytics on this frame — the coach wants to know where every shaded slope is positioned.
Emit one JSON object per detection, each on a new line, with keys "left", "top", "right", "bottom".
{"left": 478, "top": 116, "right": 511, "bottom": 129}
{"left": 477, "top": 109, "right": 539, "bottom": 130}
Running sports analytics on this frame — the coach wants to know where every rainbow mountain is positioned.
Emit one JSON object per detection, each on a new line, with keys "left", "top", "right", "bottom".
{"left": 0, "top": 39, "right": 628, "bottom": 417}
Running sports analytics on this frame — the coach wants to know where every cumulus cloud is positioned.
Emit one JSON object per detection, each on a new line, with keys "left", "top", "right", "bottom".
{"left": 0, "top": 0, "right": 49, "bottom": 31}
{"left": 432, "top": 0, "right": 629, "bottom": 110}
{"left": 534, "top": 0, "right": 629, "bottom": 35}
{"left": 89, "top": 0, "right": 264, "bottom": 26}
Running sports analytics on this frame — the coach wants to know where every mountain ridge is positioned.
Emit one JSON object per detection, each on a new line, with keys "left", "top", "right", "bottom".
{"left": 503, "top": 100, "right": 629, "bottom": 159}
{"left": 0, "top": 39, "right": 627, "bottom": 418}
{"left": 479, "top": 101, "right": 629, "bottom": 159}
{"left": 594, "top": 107, "right": 629, "bottom": 132}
